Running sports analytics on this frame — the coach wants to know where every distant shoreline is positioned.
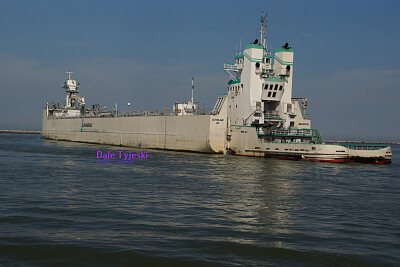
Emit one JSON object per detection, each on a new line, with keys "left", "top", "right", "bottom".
{"left": 0, "top": 130, "right": 41, "bottom": 134}
{"left": 1, "top": 130, "right": 399, "bottom": 145}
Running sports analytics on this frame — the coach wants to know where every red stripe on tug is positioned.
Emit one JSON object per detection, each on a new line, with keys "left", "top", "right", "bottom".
{"left": 235, "top": 153, "right": 391, "bottom": 164}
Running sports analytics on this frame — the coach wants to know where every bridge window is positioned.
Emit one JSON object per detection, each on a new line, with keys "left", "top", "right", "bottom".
{"left": 268, "top": 92, "right": 272, "bottom": 97}
{"left": 264, "top": 84, "right": 268, "bottom": 90}
{"left": 274, "top": 84, "right": 278, "bottom": 90}
{"left": 272, "top": 92, "right": 276, "bottom": 97}
{"left": 269, "top": 84, "right": 274, "bottom": 90}
{"left": 279, "top": 85, "right": 283, "bottom": 90}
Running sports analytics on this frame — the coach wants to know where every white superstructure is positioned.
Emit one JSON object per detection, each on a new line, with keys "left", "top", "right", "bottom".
{"left": 173, "top": 77, "right": 200, "bottom": 115}
{"left": 42, "top": 13, "right": 392, "bottom": 164}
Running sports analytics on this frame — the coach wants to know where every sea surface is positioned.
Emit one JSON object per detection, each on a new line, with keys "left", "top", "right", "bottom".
{"left": 0, "top": 133, "right": 399, "bottom": 266}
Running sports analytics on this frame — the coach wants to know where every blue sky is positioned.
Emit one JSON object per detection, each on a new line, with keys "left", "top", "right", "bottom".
{"left": 0, "top": 0, "right": 399, "bottom": 141}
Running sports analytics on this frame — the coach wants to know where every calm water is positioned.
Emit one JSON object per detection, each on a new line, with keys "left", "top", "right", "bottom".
{"left": 0, "top": 133, "right": 399, "bottom": 266}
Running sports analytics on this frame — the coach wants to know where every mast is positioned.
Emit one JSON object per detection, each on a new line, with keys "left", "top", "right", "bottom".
{"left": 66, "top": 70, "right": 73, "bottom": 80}
{"left": 191, "top": 77, "right": 194, "bottom": 105}
{"left": 258, "top": 11, "right": 267, "bottom": 50}
{"left": 264, "top": 13, "right": 267, "bottom": 51}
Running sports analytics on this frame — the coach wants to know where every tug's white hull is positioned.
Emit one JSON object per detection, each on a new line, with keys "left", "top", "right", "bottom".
{"left": 228, "top": 126, "right": 392, "bottom": 164}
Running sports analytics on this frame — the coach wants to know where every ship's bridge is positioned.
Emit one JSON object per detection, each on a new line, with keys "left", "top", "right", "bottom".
{"left": 261, "top": 77, "right": 284, "bottom": 101}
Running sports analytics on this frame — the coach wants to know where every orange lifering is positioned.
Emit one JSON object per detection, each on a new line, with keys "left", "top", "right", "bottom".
{"left": 235, "top": 91, "right": 238, "bottom": 96}
{"left": 178, "top": 109, "right": 181, "bottom": 113}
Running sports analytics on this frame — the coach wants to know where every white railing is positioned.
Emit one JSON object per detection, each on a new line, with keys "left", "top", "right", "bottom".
{"left": 224, "top": 63, "right": 236, "bottom": 70}
{"left": 224, "top": 63, "right": 243, "bottom": 71}
{"left": 264, "top": 111, "right": 281, "bottom": 118}
{"left": 263, "top": 128, "right": 313, "bottom": 136}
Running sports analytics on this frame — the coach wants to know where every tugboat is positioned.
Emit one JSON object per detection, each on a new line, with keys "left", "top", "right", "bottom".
{"left": 222, "top": 12, "right": 392, "bottom": 163}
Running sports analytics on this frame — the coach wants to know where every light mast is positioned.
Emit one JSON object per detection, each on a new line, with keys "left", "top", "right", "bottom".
{"left": 258, "top": 11, "right": 267, "bottom": 50}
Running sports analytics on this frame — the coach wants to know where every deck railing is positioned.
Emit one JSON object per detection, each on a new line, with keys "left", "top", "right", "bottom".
{"left": 260, "top": 128, "right": 314, "bottom": 137}
{"left": 224, "top": 63, "right": 242, "bottom": 71}
{"left": 342, "top": 145, "right": 389, "bottom": 150}
{"left": 264, "top": 111, "right": 282, "bottom": 119}
{"left": 46, "top": 108, "right": 216, "bottom": 119}
{"left": 258, "top": 128, "right": 324, "bottom": 144}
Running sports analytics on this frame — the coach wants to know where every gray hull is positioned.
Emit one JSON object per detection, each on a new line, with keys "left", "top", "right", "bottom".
{"left": 42, "top": 110, "right": 228, "bottom": 153}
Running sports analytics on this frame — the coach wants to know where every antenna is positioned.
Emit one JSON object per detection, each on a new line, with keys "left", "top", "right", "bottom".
{"left": 258, "top": 11, "right": 267, "bottom": 50}
{"left": 259, "top": 11, "right": 263, "bottom": 47}
{"left": 66, "top": 70, "right": 73, "bottom": 80}
{"left": 191, "top": 77, "right": 194, "bottom": 105}
{"left": 264, "top": 13, "right": 268, "bottom": 51}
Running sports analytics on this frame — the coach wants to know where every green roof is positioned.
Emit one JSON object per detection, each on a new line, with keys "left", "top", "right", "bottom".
{"left": 227, "top": 78, "right": 241, "bottom": 85}
{"left": 265, "top": 77, "right": 283, "bottom": 82}
{"left": 275, "top": 47, "right": 294, "bottom": 53}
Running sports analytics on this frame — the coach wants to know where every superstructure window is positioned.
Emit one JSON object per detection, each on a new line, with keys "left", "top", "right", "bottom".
{"left": 268, "top": 92, "right": 272, "bottom": 97}
{"left": 274, "top": 84, "right": 278, "bottom": 90}
{"left": 264, "top": 84, "right": 268, "bottom": 89}
{"left": 272, "top": 92, "right": 276, "bottom": 97}
{"left": 279, "top": 85, "right": 283, "bottom": 90}
{"left": 269, "top": 84, "right": 274, "bottom": 90}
